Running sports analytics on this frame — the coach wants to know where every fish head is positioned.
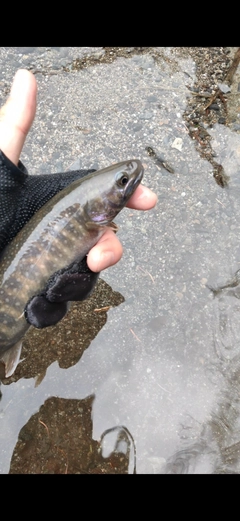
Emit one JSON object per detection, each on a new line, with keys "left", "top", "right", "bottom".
{"left": 114, "top": 159, "right": 144, "bottom": 202}
{"left": 86, "top": 159, "right": 144, "bottom": 225}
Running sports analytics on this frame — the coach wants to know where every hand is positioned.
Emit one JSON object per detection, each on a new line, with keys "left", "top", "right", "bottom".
{"left": 0, "top": 69, "right": 157, "bottom": 273}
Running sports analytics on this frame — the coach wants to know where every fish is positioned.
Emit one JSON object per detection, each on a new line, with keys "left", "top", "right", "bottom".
{"left": 0, "top": 159, "right": 144, "bottom": 378}
{"left": 0, "top": 149, "right": 97, "bottom": 252}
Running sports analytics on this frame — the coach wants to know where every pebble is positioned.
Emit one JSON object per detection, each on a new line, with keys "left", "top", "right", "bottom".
{"left": 171, "top": 138, "right": 183, "bottom": 151}
{"left": 139, "top": 112, "right": 154, "bottom": 120}
{"left": 218, "top": 83, "right": 231, "bottom": 94}
{"left": 209, "top": 104, "right": 220, "bottom": 111}
{"left": 232, "top": 123, "right": 240, "bottom": 131}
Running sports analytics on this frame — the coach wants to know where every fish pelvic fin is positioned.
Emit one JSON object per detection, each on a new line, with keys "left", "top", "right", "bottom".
{"left": 0, "top": 341, "right": 22, "bottom": 378}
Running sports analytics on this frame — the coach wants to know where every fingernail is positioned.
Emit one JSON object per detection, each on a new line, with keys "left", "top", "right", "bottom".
{"left": 11, "top": 70, "right": 26, "bottom": 94}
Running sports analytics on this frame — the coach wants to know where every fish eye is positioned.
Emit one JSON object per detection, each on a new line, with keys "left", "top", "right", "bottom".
{"left": 116, "top": 172, "right": 129, "bottom": 187}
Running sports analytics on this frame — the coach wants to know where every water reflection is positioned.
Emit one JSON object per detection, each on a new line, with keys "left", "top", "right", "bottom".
{"left": 213, "top": 292, "right": 240, "bottom": 361}
{"left": 1, "top": 279, "right": 124, "bottom": 385}
{"left": 164, "top": 361, "right": 240, "bottom": 474}
{"left": 9, "top": 395, "right": 134, "bottom": 474}
{"left": 0, "top": 278, "right": 126, "bottom": 473}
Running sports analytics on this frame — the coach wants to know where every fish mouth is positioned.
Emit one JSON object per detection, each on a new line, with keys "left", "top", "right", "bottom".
{"left": 128, "top": 159, "right": 144, "bottom": 180}
{"left": 124, "top": 161, "right": 144, "bottom": 199}
{"left": 107, "top": 160, "right": 144, "bottom": 211}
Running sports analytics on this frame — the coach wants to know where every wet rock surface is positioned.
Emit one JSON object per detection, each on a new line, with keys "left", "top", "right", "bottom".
{"left": 1, "top": 47, "right": 240, "bottom": 473}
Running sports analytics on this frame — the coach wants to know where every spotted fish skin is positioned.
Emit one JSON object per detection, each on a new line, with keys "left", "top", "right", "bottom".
{"left": 0, "top": 150, "right": 96, "bottom": 252}
{"left": 0, "top": 160, "right": 144, "bottom": 365}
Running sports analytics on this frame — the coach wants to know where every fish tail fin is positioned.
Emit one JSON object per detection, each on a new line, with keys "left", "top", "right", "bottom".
{"left": 0, "top": 341, "right": 22, "bottom": 378}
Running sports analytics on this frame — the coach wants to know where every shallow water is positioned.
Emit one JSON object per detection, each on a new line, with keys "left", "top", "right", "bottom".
{"left": 1, "top": 47, "right": 240, "bottom": 473}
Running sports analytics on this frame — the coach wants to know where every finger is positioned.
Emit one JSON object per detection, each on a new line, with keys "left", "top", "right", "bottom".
{"left": 87, "top": 185, "right": 157, "bottom": 272}
{"left": 87, "top": 228, "right": 123, "bottom": 272}
{"left": 0, "top": 69, "right": 37, "bottom": 166}
{"left": 127, "top": 184, "right": 157, "bottom": 210}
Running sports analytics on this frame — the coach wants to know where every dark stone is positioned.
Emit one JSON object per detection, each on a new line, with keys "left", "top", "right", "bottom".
{"left": 209, "top": 104, "right": 220, "bottom": 111}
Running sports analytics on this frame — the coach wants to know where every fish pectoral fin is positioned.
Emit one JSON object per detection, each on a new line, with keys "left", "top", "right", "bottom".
{"left": 86, "top": 221, "right": 118, "bottom": 232}
{"left": 108, "top": 221, "right": 118, "bottom": 233}
{"left": 0, "top": 340, "right": 22, "bottom": 378}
